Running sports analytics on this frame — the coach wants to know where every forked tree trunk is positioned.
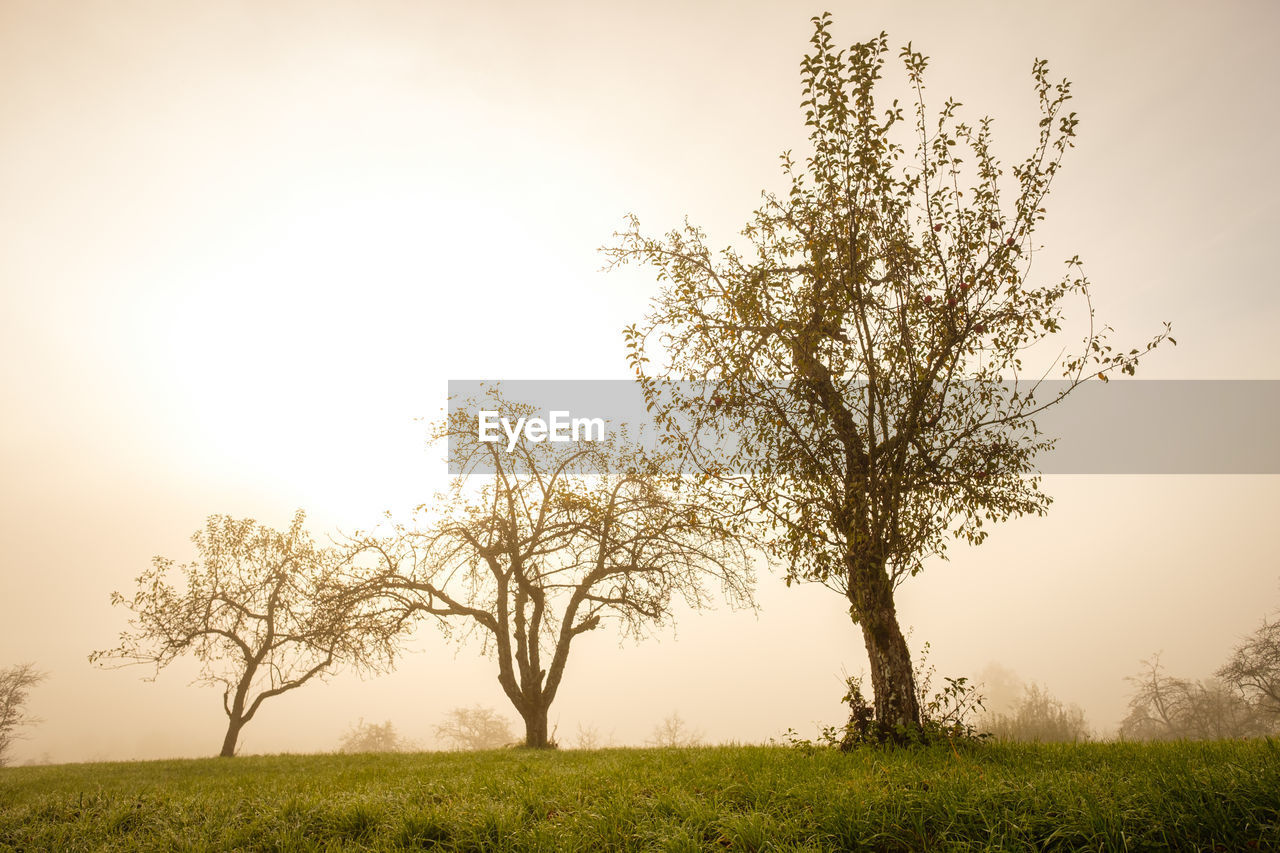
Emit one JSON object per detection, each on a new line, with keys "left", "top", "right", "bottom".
{"left": 849, "top": 554, "right": 921, "bottom": 737}
{"left": 220, "top": 672, "right": 253, "bottom": 758}
{"left": 521, "top": 700, "right": 551, "bottom": 748}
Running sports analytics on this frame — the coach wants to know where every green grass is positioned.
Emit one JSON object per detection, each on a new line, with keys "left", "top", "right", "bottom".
{"left": 2, "top": 740, "right": 1278, "bottom": 851}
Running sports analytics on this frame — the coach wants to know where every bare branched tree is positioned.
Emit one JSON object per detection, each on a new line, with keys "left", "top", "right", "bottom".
{"left": 1119, "top": 655, "right": 1190, "bottom": 741}
{"left": 91, "top": 511, "right": 409, "bottom": 757}
{"left": 1218, "top": 615, "right": 1280, "bottom": 718}
{"left": 572, "top": 721, "right": 612, "bottom": 750}
{"left": 357, "top": 398, "right": 756, "bottom": 748}
{"left": 338, "top": 718, "right": 417, "bottom": 754}
{"left": 0, "top": 663, "right": 46, "bottom": 767}
{"left": 1121, "top": 654, "right": 1272, "bottom": 741}
{"left": 434, "top": 705, "right": 515, "bottom": 751}
{"left": 648, "top": 711, "right": 702, "bottom": 748}
{"left": 604, "top": 14, "right": 1172, "bottom": 738}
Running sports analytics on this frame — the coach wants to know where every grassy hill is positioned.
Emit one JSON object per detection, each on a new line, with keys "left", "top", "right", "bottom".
{"left": 2, "top": 740, "right": 1278, "bottom": 850}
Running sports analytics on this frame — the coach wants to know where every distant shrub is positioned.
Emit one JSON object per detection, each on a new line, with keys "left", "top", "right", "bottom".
{"left": 338, "top": 719, "right": 417, "bottom": 754}
{"left": 981, "top": 683, "right": 1091, "bottom": 743}
{"left": 434, "top": 706, "right": 516, "bottom": 751}
{"left": 647, "top": 712, "right": 702, "bottom": 748}
{"left": 572, "top": 722, "right": 613, "bottom": 750}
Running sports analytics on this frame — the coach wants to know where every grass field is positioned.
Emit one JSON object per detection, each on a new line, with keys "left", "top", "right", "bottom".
{"left": 2, "top": 740, "right": 1278, "bottom": 851}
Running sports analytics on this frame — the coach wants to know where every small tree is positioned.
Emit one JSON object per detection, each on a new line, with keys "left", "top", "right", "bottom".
{"left": 1119, "top": 655, "right": 1188, "bottom": 741}
{"left": 1218, "top": 614, "right": 1280, "bottom": 718}
{"left": 0, "top": 663, "right": 46, "bottom": 767}
{"left": 434, "top": 705, "right": 516, "bottom": 751}
{"left": 605, "top": 14, "right": 1171, "bottom": 738}
{"left": 648, "top": 711, "right": 702, "bottom": 748}
{"left": 572, "top": 721, "right": 611, "bottom": 750}
{"left": 92, "top": 511, "right": 406, "bottom": 757}
{"left": 338, "top": 718, "right": 416, "bottom": 753}
{"left": 359, "top": 399, "right": 755, "bottom": 748}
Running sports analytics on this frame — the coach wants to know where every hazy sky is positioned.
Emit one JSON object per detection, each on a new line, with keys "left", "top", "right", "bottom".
{"left": 3, "top": 0, "right": 1279, "bottom": 762}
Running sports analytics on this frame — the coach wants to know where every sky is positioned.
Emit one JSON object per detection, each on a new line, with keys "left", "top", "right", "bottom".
{"left": 2, "top": 0, "right": 1279, "bottom": 762}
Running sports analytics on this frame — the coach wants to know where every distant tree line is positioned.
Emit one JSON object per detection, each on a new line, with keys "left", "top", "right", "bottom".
{"left": 1121, "top": 615, "right": 1280, "bottom": 741}
{"left": 333, "top": 708, "right": 629, "bottom": 753}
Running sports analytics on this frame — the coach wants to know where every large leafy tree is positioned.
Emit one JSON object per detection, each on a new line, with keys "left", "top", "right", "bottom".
{"left": 92, "top": 511, "right": 406, "bottom": 757}
{"left": 356, "top": 399, "right": 755, "bottom": 748}
{"left": 605, "top": 15, "right": 1170, "bottom": 737}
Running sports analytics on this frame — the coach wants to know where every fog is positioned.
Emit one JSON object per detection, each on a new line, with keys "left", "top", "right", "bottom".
{"left": 2, "top": 0, "right": 1278, "bottom": 763}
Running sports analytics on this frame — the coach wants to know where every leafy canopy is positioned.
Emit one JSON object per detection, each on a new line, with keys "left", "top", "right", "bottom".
{"left": 605, "top": 15, "right": 1172, "bottom": 593}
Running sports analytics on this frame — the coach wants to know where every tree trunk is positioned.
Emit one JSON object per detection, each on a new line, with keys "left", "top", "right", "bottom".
{"left": 219, "top": 716, "right": 243, "bottom": 758}
{"left": 521, "top": 700, "right": 551, "bottom": 748}
{"left": 849, "top": 554, "right": 921, "bottom": 738}
{"left": 859, "top": 599, "right": 920, "bottom": 734}
{"left": 220, "top": 663, "right": 258, "bottom": 758}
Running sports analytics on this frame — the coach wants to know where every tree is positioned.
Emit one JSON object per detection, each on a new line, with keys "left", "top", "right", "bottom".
{"left": 1217, "top": 614, "right": 1280, "bottom": 718}
{"left": 604, "top": 14, "right": 1170, "bottom": 738}
{"left": 338, "top": 718, "right": 416, "bottom": 753}
{"left": 358, "top": 399, "right": 755, "bottom": 748}
{"left": 648, "top": 711, "right": 702, "bottom": 748}
{"left": 434, "top": 705, "right": 516, "bottom": 751}
{"left": 91, "top": 511, "right": 406, "bottom": 757}
{"left": 0, "top": 663, "right": 46, "bottom": 767}
{"left": 1120, "top": 655, "right": 1272, "bottom": 741}
{"left": 572, "top": 721, "right": 612, "bottom": 750}
{"left": 1119, "top": 655, "right": 1191, "bottom": 741}
{"left": 981, "top": 682, "right": 1090, "bottom": 743}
